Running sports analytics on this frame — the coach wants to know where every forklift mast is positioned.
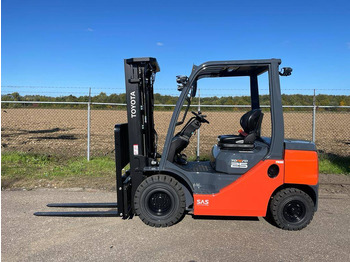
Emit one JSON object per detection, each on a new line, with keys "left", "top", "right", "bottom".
{"left": 124, "top": 57, "right": 160, "bottom": 162}
{"left": 114, "top": 58, "right": 160, "bottom": 217}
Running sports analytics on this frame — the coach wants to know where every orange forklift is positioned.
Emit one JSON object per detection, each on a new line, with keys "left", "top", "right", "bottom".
{"left": 35, "top": 57, "right": 318, "bottom": 230}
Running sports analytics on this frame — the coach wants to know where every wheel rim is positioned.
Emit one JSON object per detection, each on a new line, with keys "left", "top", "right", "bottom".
{"left": 145, "top": 189, "right": 174, "bottom": 217}
{"left": 283, "top": 200, "right": 306, "bottom": 223}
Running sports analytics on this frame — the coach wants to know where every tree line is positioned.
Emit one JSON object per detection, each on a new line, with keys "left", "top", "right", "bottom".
{"left": 1, "top": 92, "right": 349, "bottom": 110}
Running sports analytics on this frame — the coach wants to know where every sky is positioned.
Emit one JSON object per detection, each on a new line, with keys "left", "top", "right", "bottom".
{"left": 1, "top": 0, "right": 350, "bottom": 97}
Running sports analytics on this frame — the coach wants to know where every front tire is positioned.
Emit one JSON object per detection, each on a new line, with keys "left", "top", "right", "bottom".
{"left": 134, "top": 175, "right": 186, "bottom": 227}
{"left": 270, "top": 188, "right": 315, "bottom": 231}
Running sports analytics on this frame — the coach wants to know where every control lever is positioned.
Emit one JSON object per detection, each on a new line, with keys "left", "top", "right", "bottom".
{"left": 191, "top": 111, "right": 209, "bottom": 124}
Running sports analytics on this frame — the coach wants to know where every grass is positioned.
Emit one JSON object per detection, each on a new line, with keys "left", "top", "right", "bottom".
{"left": 1, "top": 152, "right": 115, "bottom": 189}
{"left": 1, "top": 151, "right": 349, "bottom": 189}
{"left": 318, "top": 153, "right": 350, "bottom": 175}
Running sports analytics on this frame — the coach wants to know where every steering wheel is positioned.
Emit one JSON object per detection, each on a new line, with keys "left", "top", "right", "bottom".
{"left": 191, "top": 111, "right": 210, "bottom": 124}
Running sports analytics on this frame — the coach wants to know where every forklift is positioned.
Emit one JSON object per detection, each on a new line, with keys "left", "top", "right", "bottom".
{"left": 35, "top": 57, "right": 319, "bottom": 231}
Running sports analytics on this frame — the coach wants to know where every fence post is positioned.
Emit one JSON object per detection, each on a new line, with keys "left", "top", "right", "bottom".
{"left": 87, "top": 88, "right": 91, "bottom": 161}
{"left": 196, "top": 89, "right": 200, "bottom": 161}
{"left": 312, "top": 89, "right": 316, "bottom": 142}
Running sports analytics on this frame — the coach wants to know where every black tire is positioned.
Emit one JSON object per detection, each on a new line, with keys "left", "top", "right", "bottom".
{"left": 270, "top": 188, "right": 315, "bottom": 231}
{"left": 134, "top": 175, "right": 186, "bottom": 227}
{"left": 263, "top": 205, "right": 276, "bottom": 226}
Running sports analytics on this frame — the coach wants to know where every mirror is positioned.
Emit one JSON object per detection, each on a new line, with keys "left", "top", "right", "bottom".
{"left": 279, "top": 67, "right": 293, "bottom": 76}
{"left": 176, "top": 75, "right": 188, "bottom": 91}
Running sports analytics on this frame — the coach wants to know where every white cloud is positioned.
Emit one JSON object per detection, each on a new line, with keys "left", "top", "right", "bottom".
{"left": 156, "top": 42, "right": 164, "bottom": 46}
{"left": 86, "top": 28, "right": 94, "bottom": 32}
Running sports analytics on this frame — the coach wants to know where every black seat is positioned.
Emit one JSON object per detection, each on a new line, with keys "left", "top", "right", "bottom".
{"left": 218, "top": 109, "right": 263, "bottom": 150}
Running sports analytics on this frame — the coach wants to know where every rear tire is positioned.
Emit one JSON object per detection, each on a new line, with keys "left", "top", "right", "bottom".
{"left": 270, "top": 188, "right": 315, "bottom": 231}
{"left": 134, "top": 175, "right": 186, "bottom": 227}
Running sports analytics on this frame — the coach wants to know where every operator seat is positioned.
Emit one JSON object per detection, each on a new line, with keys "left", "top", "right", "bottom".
{"left": 217, "top": 109, "right": 263, "bottom": 150}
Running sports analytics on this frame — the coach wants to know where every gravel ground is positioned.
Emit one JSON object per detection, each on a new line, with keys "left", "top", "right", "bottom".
{"left": 2, "top": 184, "right": 350, "bottom": 262}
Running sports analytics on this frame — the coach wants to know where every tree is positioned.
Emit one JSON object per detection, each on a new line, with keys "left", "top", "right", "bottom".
{"left": 11, "top": 92, "right": 21, "bottom": 101}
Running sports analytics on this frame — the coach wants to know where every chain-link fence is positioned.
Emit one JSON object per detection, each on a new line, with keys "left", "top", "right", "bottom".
{"left": 1, "top": 102, "right": 349, "bottom": 159}
{"left": 1, "top": 86, "right": 350, "bottom": 172}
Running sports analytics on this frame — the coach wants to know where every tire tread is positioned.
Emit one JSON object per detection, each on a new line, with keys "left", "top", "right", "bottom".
{"left": 270, "top": 188, "right": 315, "bottom": 231}
{"left": 134, "top": 175, "right": 186, "bottom": 227}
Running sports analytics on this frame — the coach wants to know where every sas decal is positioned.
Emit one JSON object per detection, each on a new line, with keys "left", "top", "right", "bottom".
{"left": 196, "top": 199, "right": 209, "bottom": 206}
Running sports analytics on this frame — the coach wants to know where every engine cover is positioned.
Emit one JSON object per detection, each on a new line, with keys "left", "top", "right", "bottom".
{"left": 212, "top": 141, "right": 268, "bottom": 175}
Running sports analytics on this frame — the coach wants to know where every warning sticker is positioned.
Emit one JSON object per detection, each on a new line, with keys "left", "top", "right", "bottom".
{"left": 133, "top": 144, "right": 139, "bottom": 155}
